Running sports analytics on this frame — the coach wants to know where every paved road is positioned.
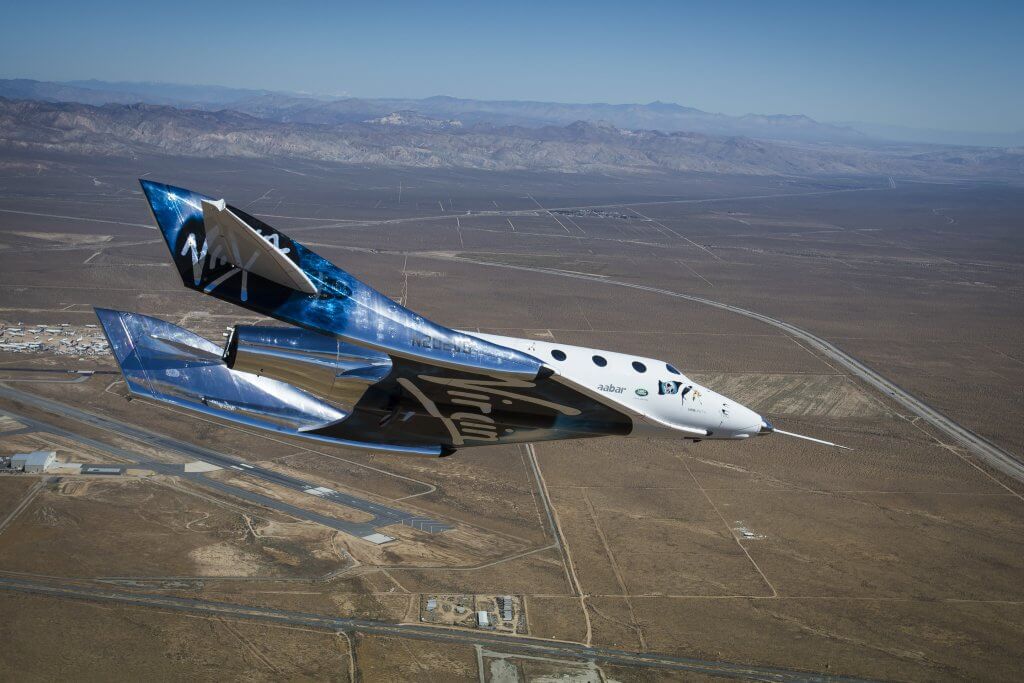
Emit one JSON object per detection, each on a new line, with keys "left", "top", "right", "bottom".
{"left": 450, "top": 256, "right": 1024, "bottom": 483}
{"left": 0, "top": 576, "right": 872, "bottom": 682}
{"left": 0, "top": 385, "right": 450, "bottom": 536}
{"left": 0, "top": 368, "right": 118, "bottom": 375}
{"left": 288, "top": 186, "right": 885, "bottom": 235}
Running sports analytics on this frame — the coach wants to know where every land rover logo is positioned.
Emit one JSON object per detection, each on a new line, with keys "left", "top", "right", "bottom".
{"left": 635, "top": 388, "right": 648, "bottom": 397}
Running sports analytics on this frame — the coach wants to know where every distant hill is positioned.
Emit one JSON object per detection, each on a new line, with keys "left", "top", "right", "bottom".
{"left": 0, "top": 79, "right": 290, "bottom": 109}
{"left": 0, "top": 78, "right": 169, "bottom": 106}
{"left": 836, "top": 120, "right": 1024, "bottom": 148}
{"left": 0, "top": 78, "right": 864, "bottom": 144}
{"left": 229, "top": 93, "right": 867, "bottom": 143}
{"left": 2, "top": 97, "right": 1020, "bottom": 180}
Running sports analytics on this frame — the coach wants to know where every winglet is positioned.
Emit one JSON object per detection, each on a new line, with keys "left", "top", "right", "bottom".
{"left": 200, "top": 199, "right": 318, "bottom": 295}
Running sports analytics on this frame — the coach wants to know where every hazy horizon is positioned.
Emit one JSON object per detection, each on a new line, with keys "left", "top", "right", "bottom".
{"left": 6, "top": 75, "right": 1023, "bottom": 146}
{"left": 1, "top": 1, "right": 1021, "bottom": 136}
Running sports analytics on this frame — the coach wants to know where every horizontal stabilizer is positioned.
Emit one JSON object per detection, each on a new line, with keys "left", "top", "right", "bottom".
{"left": 94, "top": 308, "right": 444, "bottom": 456}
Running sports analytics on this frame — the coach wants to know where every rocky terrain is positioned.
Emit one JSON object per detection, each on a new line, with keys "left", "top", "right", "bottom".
{"left": 1, "top": 96, "right": 1021, "bottom": 179}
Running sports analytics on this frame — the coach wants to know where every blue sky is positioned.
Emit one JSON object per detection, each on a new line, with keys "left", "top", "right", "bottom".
{"left": 1, "top": 1, "right": 1021, "bottom": 133}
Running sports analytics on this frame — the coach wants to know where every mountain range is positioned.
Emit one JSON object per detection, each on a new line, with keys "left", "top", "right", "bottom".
{"left": 2, "top": 96, "right": 1020, "bottom": 180}
{"left": 0, "top": 78, "right": 867, "bottom": 144}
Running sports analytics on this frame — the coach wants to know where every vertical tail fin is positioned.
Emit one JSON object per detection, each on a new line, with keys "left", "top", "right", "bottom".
{"left": 139, "top": 179, "right": 544, "bottom": 378}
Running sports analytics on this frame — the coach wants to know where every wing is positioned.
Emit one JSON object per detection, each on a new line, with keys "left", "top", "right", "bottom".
{"left": 94, "top": 308, "right": 445, "bottom": 456}
{"left": 97, "top": 308, "right": 633, "bottom": 453}
{"left": 129, "top": 180, "right": 636, "bottom": 452}
{"left": 302, "top": 355, "right": 632, "bottom": 449}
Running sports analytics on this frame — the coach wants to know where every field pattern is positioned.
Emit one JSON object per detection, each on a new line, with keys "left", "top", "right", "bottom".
{"left": 0, "top": 152, "right": 1022, "bottom": 681}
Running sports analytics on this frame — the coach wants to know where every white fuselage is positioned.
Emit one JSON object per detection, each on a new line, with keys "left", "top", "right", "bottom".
{"left": 466, "top": 332, "right": 767, "bottom": 441}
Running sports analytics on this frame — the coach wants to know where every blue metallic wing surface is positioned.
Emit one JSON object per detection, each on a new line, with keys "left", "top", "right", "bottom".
{"left": 219, "top": 325, "right": 631, "bottom": 449}
{"left": 140, "top": 180, "right": 542, "bottom": 379}
{"left": 94, "top": 308, "right": 444, "bottom": 456}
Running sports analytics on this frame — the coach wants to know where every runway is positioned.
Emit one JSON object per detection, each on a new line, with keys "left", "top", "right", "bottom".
{"left": 0, "top": 384, "right": 450, "bottom": 537}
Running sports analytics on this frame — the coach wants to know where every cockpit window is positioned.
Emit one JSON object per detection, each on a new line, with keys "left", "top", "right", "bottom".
{"left": 551, "top": 349, "right": 567, "bottom": 361}
{"left": 666, "top": 363, "right": 682, "bottom": 375}
{"left": 632, "top": 361, "right": 647, "bottom": 373}
{"left": 592, "top": 355, "right": 608, "bottom": 367}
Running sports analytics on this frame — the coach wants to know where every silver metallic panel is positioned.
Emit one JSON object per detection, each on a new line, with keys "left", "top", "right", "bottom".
{"left": 95, "top": 308, "right": 346, "bottom": 431}
{"left": 95, "top": 308, "right": 443, "bottom": 455}
{"left": 225, "top": 326, "right": 392, "bottom": 411}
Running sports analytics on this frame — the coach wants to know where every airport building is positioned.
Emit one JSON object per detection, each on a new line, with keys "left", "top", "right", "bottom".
{"left": 498, "top": 595, "right": 514, "bottom": 622}
{"left": 11, "top": 450, "right": 56, "bottom": 473}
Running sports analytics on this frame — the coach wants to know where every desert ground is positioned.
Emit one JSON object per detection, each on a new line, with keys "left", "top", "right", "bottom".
{"left": 0, "top": 151, "right": 1022, "bottom": 681}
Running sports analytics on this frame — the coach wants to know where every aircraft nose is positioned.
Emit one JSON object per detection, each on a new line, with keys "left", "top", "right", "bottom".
{"left": 758, "top": 417, "right": 774, "bottom": 435}
{"left": 722, "top": 401, "right": 764, "bottom": 437}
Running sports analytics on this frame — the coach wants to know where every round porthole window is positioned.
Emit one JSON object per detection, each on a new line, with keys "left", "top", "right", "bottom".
{"left": 551, "top": 349, "right": 567, "bottom": 361}
{"left": 632, "top": 361, "right": 647, "bottom": 373}
{"left": 592, "top": 355, "right": 608, "bottom": 367}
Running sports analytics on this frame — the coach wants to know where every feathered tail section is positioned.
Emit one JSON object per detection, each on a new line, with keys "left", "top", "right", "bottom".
{"left": 140, "top": 179, "right": 542, "bottom": 379}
